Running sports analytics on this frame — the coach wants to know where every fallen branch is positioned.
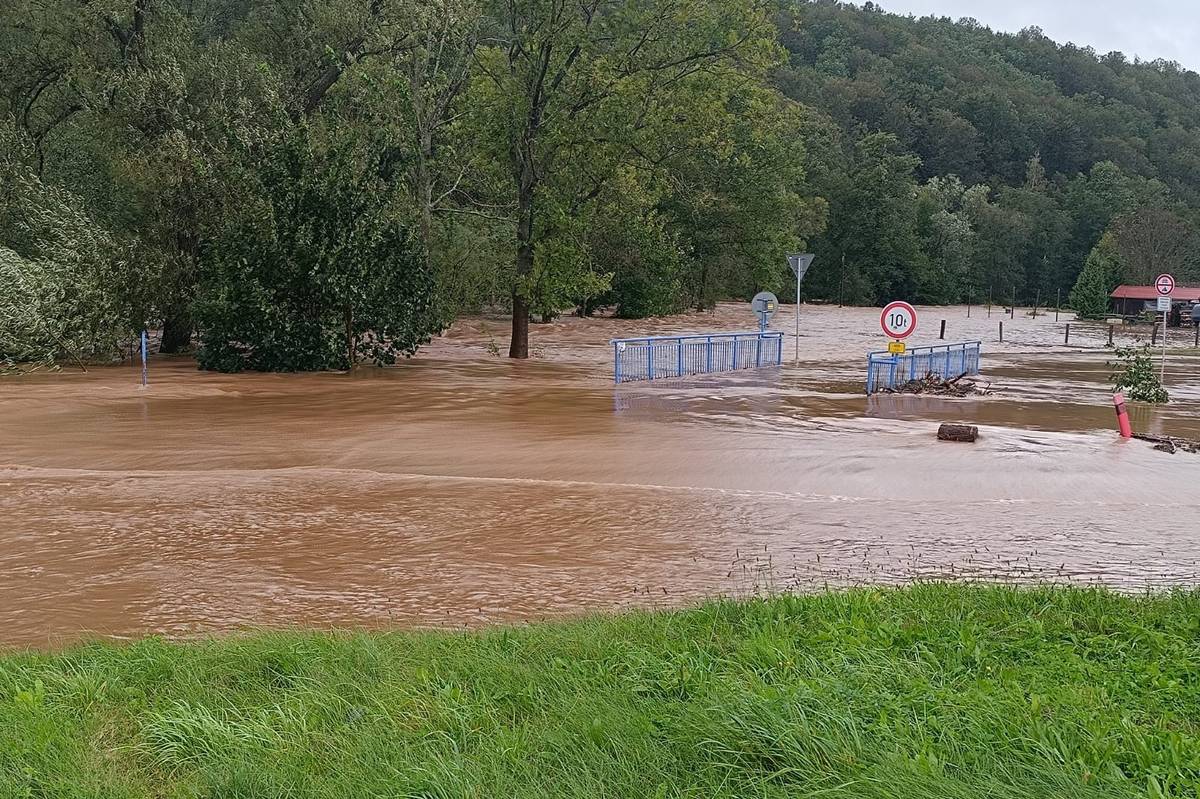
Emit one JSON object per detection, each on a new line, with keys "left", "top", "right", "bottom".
{"left": 1133, "top": 433, "right": 1200, "bottom": 455}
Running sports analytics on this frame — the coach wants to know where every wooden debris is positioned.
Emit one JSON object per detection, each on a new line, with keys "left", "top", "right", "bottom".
{"left": 1133, "top": 433, "right": 1200, "bottom": 454}
{"left": 883, "top": 372, "right": 991, "bottom": 397}
{"left": 938, "top": 423, "right": 979, "bottom": 443}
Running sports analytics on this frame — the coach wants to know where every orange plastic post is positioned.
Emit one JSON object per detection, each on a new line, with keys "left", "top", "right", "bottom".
{"left": 1113, "top": 392, "right": 1133, "bottom": 439}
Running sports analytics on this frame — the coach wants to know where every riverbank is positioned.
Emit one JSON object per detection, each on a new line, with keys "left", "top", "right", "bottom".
{"left": 3, "top": 585, "right": 1197, "bottom": 797}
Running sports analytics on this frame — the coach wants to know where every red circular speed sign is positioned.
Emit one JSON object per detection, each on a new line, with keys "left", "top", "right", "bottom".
{"left": 880, "top": 301, "right": 918, "bottom": 340}
{"left": 1156, "top": 274, "right": 1176, "bottom": 296}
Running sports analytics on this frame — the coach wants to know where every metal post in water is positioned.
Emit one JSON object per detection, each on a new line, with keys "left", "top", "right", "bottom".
{"left": 1108, "top": 325, "right": 1114, "bottom": 346}
{"left": 999, "top": 321, "right": 1004, "bottom": 342}
{"left": 795, "top": 272, "right": 801, "bottom": 366}
{"left": 1161, "top": 308, "right": 1168, "bottom": 384}
{"left": 939, "top": 320, "right": 946, "bottom": 340}
{"left": 1064, "top": 324, "right": 1070, "bottom": 345}
{"left": 140, "top": 330, "right": 148, "bottom": 387}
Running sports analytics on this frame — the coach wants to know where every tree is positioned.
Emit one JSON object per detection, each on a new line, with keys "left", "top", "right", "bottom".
{"left": 194, "top": 127, "right": 441, "bottom": 372}
{"left": 807, "top": 133, "right": 923, "bottom": 304}
{"left": 914, "top": 176, "right": 978, "bottom": 303}
{"left": 1111, "top": 206, "right": 1198, "bottom": 285}
{"left": 0, "top": 125, "right": 143, "bottom": 369}
{"left": 478, "top": 0, "right": 779, "bottom": 357}
{"left": 1069, "top": 232, "right": 1123, "bottom": 318}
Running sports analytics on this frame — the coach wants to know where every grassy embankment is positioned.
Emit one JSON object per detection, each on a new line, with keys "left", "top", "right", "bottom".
{"left": 3, "top": 585, "right": 1200, "bottom": 798}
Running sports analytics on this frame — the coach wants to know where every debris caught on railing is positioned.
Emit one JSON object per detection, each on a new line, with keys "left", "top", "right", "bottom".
{"left": 882, "top": 372, "right": 991, "bottom": 397}
{"left": 866, "top": 341, "right": 981, "bottom": 394}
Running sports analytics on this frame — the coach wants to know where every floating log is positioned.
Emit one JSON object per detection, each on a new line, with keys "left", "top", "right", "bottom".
{"left": 938, "top": 423, "right": 978, "bottom": 443}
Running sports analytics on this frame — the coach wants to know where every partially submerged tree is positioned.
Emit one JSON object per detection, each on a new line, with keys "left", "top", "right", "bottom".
{"left": 478, "top": 0, "right": 780, "bottom": 357}
{"left": 194, "top": 127, "right": 442, "bottom": 372}
{"left": 0, "top": 127, "right": 141, "bottom": 370}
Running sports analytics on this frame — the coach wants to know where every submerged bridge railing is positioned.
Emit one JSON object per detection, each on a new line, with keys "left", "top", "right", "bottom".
{"left": 613, "top": 331, "right": 783, "bottom": 384}
{"left": 866, "top": 341, "right": 981, "bottom": 394}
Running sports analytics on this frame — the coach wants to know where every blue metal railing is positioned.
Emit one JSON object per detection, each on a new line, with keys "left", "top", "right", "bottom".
{"left": 866, "top": 341, "right": 981, "bottom": 394}
{"left": 612, "top": 331, "right": 783, "bottom": 384}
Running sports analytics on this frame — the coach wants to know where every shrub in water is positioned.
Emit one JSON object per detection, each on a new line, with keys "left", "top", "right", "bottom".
{"left": 1109, "top": 345, "right": 1168, "bottom": 403}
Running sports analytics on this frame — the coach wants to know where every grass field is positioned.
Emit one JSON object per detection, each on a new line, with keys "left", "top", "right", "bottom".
{"left": 3, "top": 584, "right": 1200, "bottom": 798}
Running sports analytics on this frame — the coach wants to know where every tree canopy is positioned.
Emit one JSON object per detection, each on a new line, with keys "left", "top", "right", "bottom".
{"left": 5, "top": 0, "right": 1200, "bottom": 369}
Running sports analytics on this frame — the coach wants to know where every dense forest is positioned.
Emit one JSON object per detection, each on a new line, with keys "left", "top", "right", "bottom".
{"left": 4, "top": 0, "right": 1200, "bottom": 369}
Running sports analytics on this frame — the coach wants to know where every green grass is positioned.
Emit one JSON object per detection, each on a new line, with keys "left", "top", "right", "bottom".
{"left": 3, "top": 585, "right": 1200, "bottom": 798}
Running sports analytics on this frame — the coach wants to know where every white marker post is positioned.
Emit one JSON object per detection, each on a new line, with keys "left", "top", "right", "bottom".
{"left": 1156, "top": 273, "right": 1175, "bottom": 383}
{"left": 787, "top": 253, "right": 815, "bottom": 365}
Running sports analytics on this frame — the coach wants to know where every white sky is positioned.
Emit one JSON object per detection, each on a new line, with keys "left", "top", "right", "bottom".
{"left": 870, "top": 0, "right": 1200, "bottom": 71}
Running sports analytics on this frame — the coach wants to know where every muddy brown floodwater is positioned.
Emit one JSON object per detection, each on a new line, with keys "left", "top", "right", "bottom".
{"left": 4, "top": 303, "right": 1200, "bottom": 648}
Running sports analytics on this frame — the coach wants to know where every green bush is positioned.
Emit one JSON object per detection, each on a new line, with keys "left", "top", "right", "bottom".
{"left": 1110, "top": 344, "right": 1169, "bottom": 403}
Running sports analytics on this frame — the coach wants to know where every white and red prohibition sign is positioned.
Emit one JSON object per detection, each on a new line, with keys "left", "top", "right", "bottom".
{"left": 880, "top": 300, "right": 918, "bottom": 340}
{"left": 1156, "top": 273, "right": 1176, "bottom": 296}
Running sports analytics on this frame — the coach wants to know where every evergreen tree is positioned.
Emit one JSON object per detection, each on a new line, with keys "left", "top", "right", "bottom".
{"left": 1069, "top": 233, "right": 1123, "bottom": 319}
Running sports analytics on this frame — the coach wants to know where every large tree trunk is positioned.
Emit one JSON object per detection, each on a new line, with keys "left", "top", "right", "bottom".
{"left": 509, "top": 291, "right": 530, "bottom": 359}
{"left": 509, "top": 159, "right": 536, "bottom": 359}
{"left": 159, "top": 309, "right": 192, "bottom": 354}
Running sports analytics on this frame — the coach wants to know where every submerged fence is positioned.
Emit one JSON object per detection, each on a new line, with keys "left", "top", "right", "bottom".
{"left": 866, "top": 341, "right": 981, "bottom": 394}
{"left": 613, "top": 331, "right": 783, "bottom": 384}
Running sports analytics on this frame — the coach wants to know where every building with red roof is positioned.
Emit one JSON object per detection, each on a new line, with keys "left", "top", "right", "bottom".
{"left": 1109, "top": 284, "right": 1200, "bottom": 316}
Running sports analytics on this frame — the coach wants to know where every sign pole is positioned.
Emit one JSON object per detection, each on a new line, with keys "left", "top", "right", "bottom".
{"left": 1162, "top": 307, "right": 1168, "bottom": 383}
{"left": 786, "top": 253, "right": 814, "bottom": 366}
{"left": 795, "top": 266, "right": 800, "bottom": 365}
{"left": 140, "top": 329, "right": 148, "bottom": 388}
{"left": 1155, "top": 274, "right": 1176, "bottom": 385}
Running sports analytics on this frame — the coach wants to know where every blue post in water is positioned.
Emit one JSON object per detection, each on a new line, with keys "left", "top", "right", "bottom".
{"left": 140, "top": 330, "right": 148, "bottom": 387}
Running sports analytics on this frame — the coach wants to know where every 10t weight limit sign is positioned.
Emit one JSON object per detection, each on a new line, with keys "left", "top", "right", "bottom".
{"left": 880, "top": 301, "right": 918, "bottom": 340}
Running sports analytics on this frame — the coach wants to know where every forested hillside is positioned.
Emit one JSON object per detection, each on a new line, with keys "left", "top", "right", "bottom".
{"left": 4, "top": 0, "right": 1200, "bottom": 370}
{"left": 778, "top": 1, "right": 1200, "bottom": 310}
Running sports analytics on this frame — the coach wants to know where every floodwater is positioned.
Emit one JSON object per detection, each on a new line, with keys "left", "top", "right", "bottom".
{"left": 3, "top": 303, "right": 1200, "bottom": 648}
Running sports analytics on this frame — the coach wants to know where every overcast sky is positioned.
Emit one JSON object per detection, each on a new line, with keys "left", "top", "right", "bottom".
{"left": 871, "top": 0, "right": 1200, "bottom": 71}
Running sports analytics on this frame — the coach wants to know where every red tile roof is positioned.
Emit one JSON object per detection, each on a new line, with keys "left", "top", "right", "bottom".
{"left": 1110, "top": 285, "right": 1200, "bottom": 300}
